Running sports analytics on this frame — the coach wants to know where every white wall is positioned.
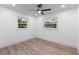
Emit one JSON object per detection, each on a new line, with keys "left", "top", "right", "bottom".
{"left": 77, "top": 6, "right": 79, "bottom": 53}
{"left": 35, "top": 9, "right": 77, "bottom": 48}
{"left": 0, "top": 7, "right": 35, "bottom": 48}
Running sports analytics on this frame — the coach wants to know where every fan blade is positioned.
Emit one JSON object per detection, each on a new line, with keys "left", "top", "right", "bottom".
{"left": 28, "top": 9, "right": 37, "bottom": 11}
{"left": 41, "top": 12, "right": 44, "bottom": 15}
{"left": 41, "top": 8, "right": 51, "bottom": 11}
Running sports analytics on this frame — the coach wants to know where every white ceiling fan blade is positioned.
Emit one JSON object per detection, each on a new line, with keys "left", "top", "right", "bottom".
{"left": 28, "top": 9, "right": 37, "bottom": 11}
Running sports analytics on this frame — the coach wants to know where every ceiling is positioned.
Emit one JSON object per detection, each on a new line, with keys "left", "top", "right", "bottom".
{"left": 0, "top": 4, "right": 78, "bottom": 16}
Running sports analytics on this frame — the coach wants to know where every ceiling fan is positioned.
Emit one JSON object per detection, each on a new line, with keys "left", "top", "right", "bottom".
{"left": 29, "top": 4, "right": 51, "bottom": 15}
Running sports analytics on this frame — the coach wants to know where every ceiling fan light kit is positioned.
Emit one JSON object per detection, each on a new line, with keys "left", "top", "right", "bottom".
{"left": 38, "top": 11, "right": 41, "bottom": 13}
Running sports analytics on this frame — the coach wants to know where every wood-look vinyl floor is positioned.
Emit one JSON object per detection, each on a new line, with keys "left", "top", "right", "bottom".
{"left": 0, "top": 38, "right": 78, "bottom": 55}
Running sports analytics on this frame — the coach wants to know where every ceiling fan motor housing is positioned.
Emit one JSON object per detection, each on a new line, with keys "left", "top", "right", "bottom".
{"left": 38, "top": 4, "right": 42, "bottom": 8}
